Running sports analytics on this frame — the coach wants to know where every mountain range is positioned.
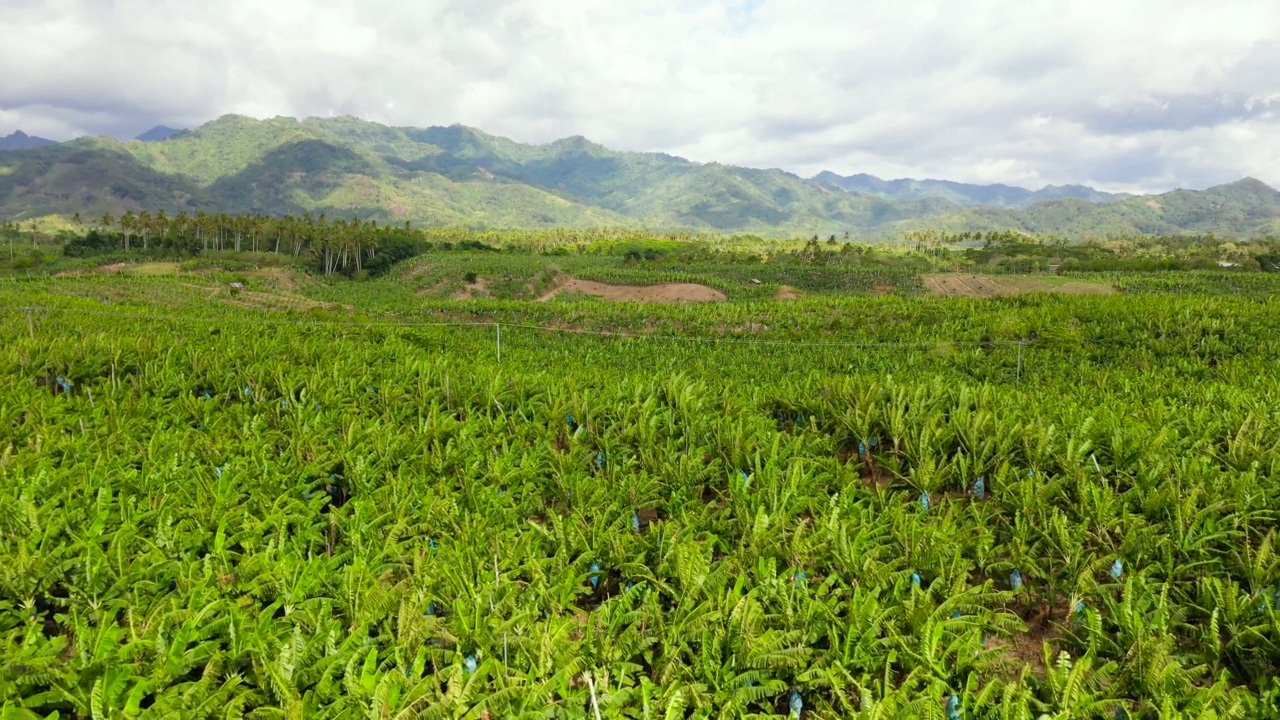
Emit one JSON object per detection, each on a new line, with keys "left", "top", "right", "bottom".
{"left": 0, "top": 115, "right": 1277, "bottom": 237}
{"left": 135, "top": 125, "right": 186, "bottom": 142}
{"left": 0, "top": 130, "right": 57, "bottom": 151}
{"left": 811, "top": 172, "right": 1130, "bottom": 208}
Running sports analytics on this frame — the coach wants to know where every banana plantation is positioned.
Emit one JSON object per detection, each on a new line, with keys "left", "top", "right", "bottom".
{"left": 1, "top": 275, "right": 1279, "bottom": 719}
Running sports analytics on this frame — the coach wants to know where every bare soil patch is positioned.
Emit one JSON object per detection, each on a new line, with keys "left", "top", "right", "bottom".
{"left": 537, "top": 277, "right": 725, "bottom": 303}
{"left": 129, "top": 262, "right": 182, "bottom": 276}
{"left": 181, "top": 282, "right": 221, "bottom": 299}
{"left": 403, "top": 260, "right": 435, "bottom": 279}
{"left": 416, "top": 277, "right": 453, "bottom": 297}
{"left": 924, "top": 274, "right": 1114, "bottom": 298}
{"left": 986, "top": 631, "right": 1052, "bottom": 678}
{"left": 63, "top": 261, "right": 180, "bottom": 277}
{"left": 453, "top": 277, "right": 490, "bottom": 300}
{"left": 524, "top": 269, "right": 565, "bottom": 300}
{"left": 774, "top": 285, "right": 803, "bottom": 300}
{"left": 221, "top": 289, "right": 339, "bottom": 313}
{"left": 243, "top": 267, "right": 308, "bottom": 292}
{"left": 1042, "top": 281, "right": 1114, "bottom": 295}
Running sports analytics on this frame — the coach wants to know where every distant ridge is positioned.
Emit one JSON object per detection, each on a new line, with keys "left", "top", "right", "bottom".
{"left": 0, "top": 130, "right": 57, "bottom": 151}
{"left": 135, "top": 125, "right": 186, "bottom": 142}
{"left": 0, "top": 114, "right": 1276, "bottom": 236}
{"left": 812, "top": 171, "right": 1131, "bottom": 208}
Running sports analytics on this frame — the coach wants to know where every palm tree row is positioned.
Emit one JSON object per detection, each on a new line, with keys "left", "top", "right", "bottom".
{"left": 94, "top": 211, "right": 388, "bottom": 276}
{"left": 87, "top": 210, "right": 729, "bottom": 275}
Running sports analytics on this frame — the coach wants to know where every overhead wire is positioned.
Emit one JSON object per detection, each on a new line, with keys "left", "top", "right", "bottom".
{"left": 0, "top": 303, "right": 1030, "bottom": 350}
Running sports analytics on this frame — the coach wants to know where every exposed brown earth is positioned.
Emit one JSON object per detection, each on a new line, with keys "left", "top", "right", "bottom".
{"left": 774, "top": 285, "right": 803, "bottom": 300}
{"left": 403, "top": 260, "right": 435, "bottom": 279}
{"left": 537, "top": 277, "right": 726, "bottom": 303}
{"left": 924, "top": 274, "right": 1114, "bottom": 298}
{"left": 222, "top": 289, "right": 337, "bottom": 313}
{"left": 243, "top": 267, "right": 308, "bottom": 292}
{"left": 453, "top": 277, "right": 490, "bottom": 299}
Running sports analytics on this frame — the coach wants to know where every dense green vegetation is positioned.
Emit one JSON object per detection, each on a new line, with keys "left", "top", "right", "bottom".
{"left": 8, "top": 214, "right": 1280, "bottom": 295}
{"left": 2, "top": 265, "right": 1280, "bottom": 717}
{"left": 907, "top": 230, "right": 1280, "bottom": 274}
{"left": 2, "top": 115, "right": 1279, "bottom": 236}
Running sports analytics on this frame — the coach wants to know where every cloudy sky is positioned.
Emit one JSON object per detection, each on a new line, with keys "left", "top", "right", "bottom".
{"left": 2, "top": 0, "right": 1278, "bottom": 192}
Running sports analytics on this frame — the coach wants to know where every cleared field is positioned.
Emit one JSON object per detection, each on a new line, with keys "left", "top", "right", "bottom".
{"left": 537, "top": 276, "right": 727, "bottom": 302}
{"left": 924, "top": 273, "right": 1115, "bottom": 297}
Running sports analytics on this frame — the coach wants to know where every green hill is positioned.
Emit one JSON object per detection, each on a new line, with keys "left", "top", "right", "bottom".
{"left": 1, "top": 114, "right": 1277, "bottom": 237}
{"left": 0, "top": 139, "right": 216, "bottom": 217}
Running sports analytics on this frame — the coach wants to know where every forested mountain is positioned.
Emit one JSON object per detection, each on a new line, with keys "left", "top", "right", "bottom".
{"left": 0, "top": 114, "right": 1277, "bottom": 237}
{"left": 812, "top": 171, "right": 1131, "bottom": 208}
{"left": 135, "top": 125, "right": 186, "bottom": 142}
{"left": 0, "top": 130, "right": 57, "bottom": 151}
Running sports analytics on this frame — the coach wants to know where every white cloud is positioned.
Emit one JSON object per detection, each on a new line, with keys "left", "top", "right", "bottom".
{"left": 1, "top": 0, "right": 1277, "bottom": 191}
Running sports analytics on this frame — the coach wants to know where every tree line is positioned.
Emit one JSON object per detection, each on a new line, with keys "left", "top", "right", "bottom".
{"left": 78, "top": 211, "right": 397, "bottom": 276}
{"left": 60, "top": 212, "right": 715, "bottom": 276}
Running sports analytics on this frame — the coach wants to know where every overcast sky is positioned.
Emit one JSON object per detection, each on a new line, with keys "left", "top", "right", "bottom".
{"left": 2, "top": 0, "right": 1277, "bottom": 192}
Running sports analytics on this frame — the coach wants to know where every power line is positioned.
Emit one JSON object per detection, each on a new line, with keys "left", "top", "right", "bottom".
{"left": 498, "top": 322, "right": 1025, "bottom": 349}
{"left": 1, "top": 303, "right": 1029, "bottom": 350}
{"left": 1, "top": 304, "right": 491, "bottom": 329}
